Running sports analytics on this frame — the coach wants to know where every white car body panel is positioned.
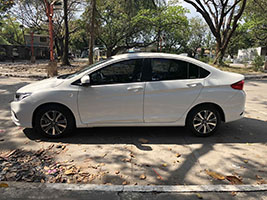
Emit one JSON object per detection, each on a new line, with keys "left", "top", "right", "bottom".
{"left": 78, "top": 82, "right": 145, "bottom": 124}
{"left": 144, "top": 79, "right": 203, "bottom": 123}
{"left": 10, "top": 53, "right": 246, "bottom": 130}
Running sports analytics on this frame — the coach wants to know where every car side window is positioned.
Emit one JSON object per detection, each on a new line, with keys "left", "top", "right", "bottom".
{"left": 150, "top": 58, "right": 210, "bottom": 81}
{"left": 189, "top": 63, "right": 210, "bottom": 79}
{"left": 151, "top": 59, "right": 187, "bottom": 81}
{"left": 90, "top": 59, "right": 143, "bottom": 85}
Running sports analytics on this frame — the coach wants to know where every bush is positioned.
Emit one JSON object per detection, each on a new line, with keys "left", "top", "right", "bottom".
{"left": 199, "top": 56, "right": 211, "bottom": 63}
{"left": 252, "top": 55, "right": 264, "bottom": 71}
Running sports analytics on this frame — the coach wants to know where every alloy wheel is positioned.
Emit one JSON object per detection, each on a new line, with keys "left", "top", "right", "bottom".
{"left": 40, "top": 110, "right": 67, "bottom": 136}
{"left": 193, "top": 110, "right": 217, "bottom": 134}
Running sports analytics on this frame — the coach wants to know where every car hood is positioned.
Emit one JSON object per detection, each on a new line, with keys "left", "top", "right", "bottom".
{"left": 17, "top": 77, "right": 64, "bottom": 93}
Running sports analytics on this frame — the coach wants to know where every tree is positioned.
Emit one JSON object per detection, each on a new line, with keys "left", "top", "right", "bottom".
{"left": 88, "top": 0, "right": 96, "bottom": 64}
{"left": 0, "top": 0, "right": 15, "bottom": 17}
{"left": 62, "top": 0, "right": 70, "bottom": 66}
{"left": 184, "top": 0, "right": 247, "bottom": 64}
{"left": 12, "top": 0, "right": 80, "bottom": 62}
{"left": 0, "top": 15, "right": 24, "bottom": 45}
{"left": 243, "top": 0, "right": 267, "bottom": 47}
{"left": 226, "top": 23, "right": 255, "bottom": 58}
{"left": 186, "top": 17, "right": 207, "bottom": 58}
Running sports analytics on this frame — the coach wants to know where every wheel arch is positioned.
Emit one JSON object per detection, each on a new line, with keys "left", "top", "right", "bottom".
{"left": 186, "top": 102, "right": 225, "bottom": 124}
{"left": 32, "top": 102, "right": 77, "bottom": 128}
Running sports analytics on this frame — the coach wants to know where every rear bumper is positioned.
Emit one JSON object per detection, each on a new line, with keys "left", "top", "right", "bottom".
{"left": 223, "top": 90, "right": 246, "bottom": 123}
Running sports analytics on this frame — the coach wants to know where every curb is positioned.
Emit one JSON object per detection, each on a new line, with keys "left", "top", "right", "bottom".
{"left": 244, "top": 74, "right": 267, "bottom": 80}
{"left": 1, "top": 182, "right": 267, "bottom": 193}
{"left": 0, "top": 73, "right": 47, "bottom": 79}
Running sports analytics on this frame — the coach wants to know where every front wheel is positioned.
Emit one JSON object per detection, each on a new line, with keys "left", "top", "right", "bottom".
{"left": 186, "top": 105, "right": 221, "bottom": 137}
{"left": 34, "top": 105, "right": 75, "bottom": 138}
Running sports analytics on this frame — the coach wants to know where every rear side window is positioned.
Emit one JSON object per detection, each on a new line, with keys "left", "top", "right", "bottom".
{"left": 189, "top": 63, "right": 210, "bottom": 79}
{"left": 150, "top": 58, "right": 210, "bottom": 81}
{"left": 151, "top": 59, "right": 187, "bottom": 81}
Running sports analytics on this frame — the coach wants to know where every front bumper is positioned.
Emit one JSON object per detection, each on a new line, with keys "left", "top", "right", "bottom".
{"left": 10, "top": 100, "right": 34, "bottom": 128}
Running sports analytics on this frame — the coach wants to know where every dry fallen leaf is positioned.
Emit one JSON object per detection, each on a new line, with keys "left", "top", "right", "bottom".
{"left": 176, "top": 153, "right": 181, "bottom": 158}
{"left": 115, "top": 170, "right": 120, "bottom": 175}
{"left": 256, "top": 175, "right": 267, "bottom": 185}
{"left": 196, "top": 193, "right": 203, "bottom": 199}
{"left": 162, "top": 163, "right": 168, "bottom": 167}
{"left": 243, "top": 160, "right": 248, "bottom": 163}
{"left": 65, "top": 168, "right": 75, "bottom": 175}
{"left": 205, "top": 170, "right": 225, "bottom": 180}
{"left": 226, "top": 176, "right": 243, "bottom": 185}
{"left": 0, "top": 183, "right": 9, "bottom": 188}
{"left": 231, "top": 191, "right": 237, "bottom": 196}
{"left": 122, "top": 181, "right": 128, "bottom": 185}
{"left": 139, "top": 174, "right": 146, "bottom": 180}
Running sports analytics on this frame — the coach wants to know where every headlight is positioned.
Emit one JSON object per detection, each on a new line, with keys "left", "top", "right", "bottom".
{"left": 14, "top": 93, "right": 32, "bottom": 101}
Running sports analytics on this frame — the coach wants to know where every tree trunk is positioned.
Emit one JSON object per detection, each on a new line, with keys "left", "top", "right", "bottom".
{"left": 106, "top": 48, "right": 112, "bottom": 58}
{"left": 62, "top": 0, "right": 70, "bottom": 66}
{"left": 89, "top": 0, "right": 96, "bottom": 65}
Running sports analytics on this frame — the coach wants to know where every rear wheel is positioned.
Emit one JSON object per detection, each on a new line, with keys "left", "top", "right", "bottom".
{"left": 187, "top": 105, "right": 221, "bottom": 137}
{"left": 34, "top": 105, "right": 75, "bottom": 138}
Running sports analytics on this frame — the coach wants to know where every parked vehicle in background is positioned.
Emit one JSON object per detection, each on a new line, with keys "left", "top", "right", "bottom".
{"left": 11, "top": 53, "right": 246, "bottom": 138}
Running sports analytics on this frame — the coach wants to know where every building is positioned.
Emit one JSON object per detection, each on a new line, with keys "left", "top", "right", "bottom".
{"left": 237, "top": 47, "right": 267, "bottom": 62}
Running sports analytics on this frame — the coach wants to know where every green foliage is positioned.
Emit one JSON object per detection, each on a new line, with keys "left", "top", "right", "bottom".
{"left": 0, "top": 0, "right": 15, "bottom": 16}
{"left": 243, "top": 0, "right": 267, "bottom": 47}
{"left": 0, "top": 16, "right": 24, "bottom": 45}
{"left": 226, "top": 23, "right": 255, "bottom": 57}
{"left": 252, "top": 55, "right": 264, "bottom": 71}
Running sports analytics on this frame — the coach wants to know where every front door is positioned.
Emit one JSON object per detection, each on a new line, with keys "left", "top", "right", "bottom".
{"left": 78, "top": 59, "right": 145, "bottom": 124}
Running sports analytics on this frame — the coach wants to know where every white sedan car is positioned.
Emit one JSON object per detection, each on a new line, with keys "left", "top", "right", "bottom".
{"left": 11, "top": 53, "right": 246, "bottom": 137}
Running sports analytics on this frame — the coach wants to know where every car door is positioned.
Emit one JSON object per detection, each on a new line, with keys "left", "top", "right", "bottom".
{"left": 144, "top": 58, "right": 208, "bottom": 123}
{"left": 78, "top": 59, "right": 145, "bottom": 124}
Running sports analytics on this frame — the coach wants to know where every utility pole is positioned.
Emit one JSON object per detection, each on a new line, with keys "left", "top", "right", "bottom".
{"left": 44, "top": 0, "right": 62, "bottom": 76}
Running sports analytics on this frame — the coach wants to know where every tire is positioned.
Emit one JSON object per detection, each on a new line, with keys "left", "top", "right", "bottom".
{"left": 186, "top": 105, "right": 221, "bottom": 137}
{"left": 34, "top": 105, "right": 75, "bottom": 138}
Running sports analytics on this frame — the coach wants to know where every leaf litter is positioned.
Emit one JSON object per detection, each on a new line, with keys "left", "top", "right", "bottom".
{"left": 0, "top": 147, "right": 106, "bottom": 184}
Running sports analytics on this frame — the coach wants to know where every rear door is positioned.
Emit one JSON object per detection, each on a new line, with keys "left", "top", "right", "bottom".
{"left": 144, "top": 58, "right": 208, "bottom": 123}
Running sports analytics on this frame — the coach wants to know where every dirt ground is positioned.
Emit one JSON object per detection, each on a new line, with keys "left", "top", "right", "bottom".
{"left": 0, "top": 59, "right": 87, "bottom": 78}
{"left": 0, "top": 76, "right": 267, "bottom": 186}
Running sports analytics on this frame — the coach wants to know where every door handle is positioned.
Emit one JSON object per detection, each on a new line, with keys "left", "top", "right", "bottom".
{"left": 187, "top": 83, "right": 201, "bottom": 87}
{"left": 127, "top": 86, "right": 144, "bottom": 92}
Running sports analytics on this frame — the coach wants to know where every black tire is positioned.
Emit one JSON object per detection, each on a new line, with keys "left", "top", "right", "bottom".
{"left": 186, "top": 105, "right": 221, "bottom": 137}
{"left": 34, "top": 104, "right": 75, "bottom": 138}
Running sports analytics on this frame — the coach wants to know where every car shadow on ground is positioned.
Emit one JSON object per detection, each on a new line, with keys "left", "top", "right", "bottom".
{"left": 24, "top": 117, "right": 267, "bottom": 148}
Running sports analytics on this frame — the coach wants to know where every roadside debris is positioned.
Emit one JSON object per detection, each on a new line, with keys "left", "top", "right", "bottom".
{"left": 255, "top": 175, "right": 266, "bottom": 184}
{"left": 226, "top": 176, "right": 243, "bottom": 185}
{"left": 152, "top": 168, "right": 163, "bottom": 180}
{"left": 0, "top": 182, "right": 8, "bottom": 187}
{"left": 139, "top": 174, "right": 146, "bottom": 180}
{"left": 0, "top": 148, "right": 101, "bottom": 184}
{"left": 205, "top": 170, "right": 225, "bottom": 180}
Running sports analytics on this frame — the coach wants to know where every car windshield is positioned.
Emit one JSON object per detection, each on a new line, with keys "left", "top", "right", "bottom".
{"left": 57, "top": 58, "right": 112, "bottom": 79}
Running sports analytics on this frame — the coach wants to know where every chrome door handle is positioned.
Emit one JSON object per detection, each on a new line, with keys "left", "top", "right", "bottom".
{"left": 127, "top": 86, "right": 144, "bottom": 92}
{"left": 187, "top": 83, "right": 201, "bottom": 87}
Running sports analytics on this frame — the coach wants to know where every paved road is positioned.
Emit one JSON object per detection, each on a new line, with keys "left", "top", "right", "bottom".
{"left": 0, "top": 77, "right": 267, "bottom": 199}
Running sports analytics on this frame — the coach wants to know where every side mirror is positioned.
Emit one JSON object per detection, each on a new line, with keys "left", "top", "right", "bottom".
{"left": 80, "top": 75, "right": 90, "bottom": 86}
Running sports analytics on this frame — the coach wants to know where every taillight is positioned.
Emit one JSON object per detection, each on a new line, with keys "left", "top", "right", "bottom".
{"left": 231, "top": 80, "right": 244, "bottom": 90}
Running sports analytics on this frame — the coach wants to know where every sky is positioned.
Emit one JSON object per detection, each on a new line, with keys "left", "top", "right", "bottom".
{"left": 180, "top": 1, "right": 200, "bottom": 18}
